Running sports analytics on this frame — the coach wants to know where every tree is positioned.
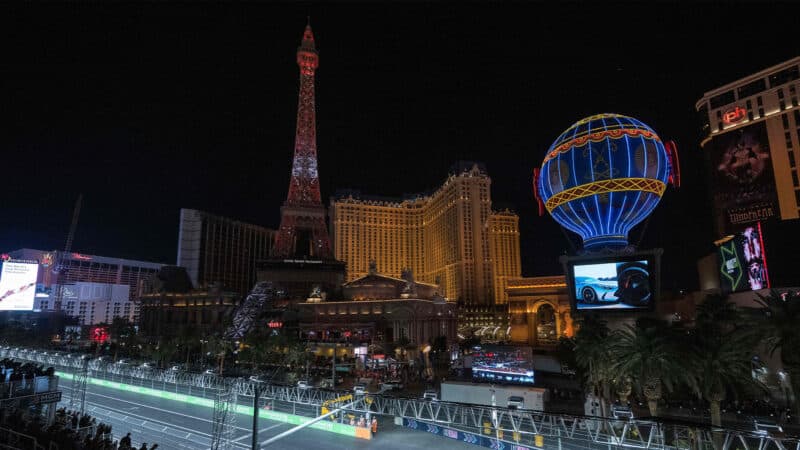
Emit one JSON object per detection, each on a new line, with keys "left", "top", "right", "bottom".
{"left": 175, "top": 325, "right": 200, "bottom": 367}
{"left": 609, "top": 320, "right": 689, "bottom": 417}
{"left": 685, "top": 294, "right": 764, "bottom": 430}
{"left": 754, "top": 290, "right": 800, "bottom": 413}
{"left": 573, "top": 315, "right": 617, "bottom": 417}
{"left": 108, "top": 318, "right": 137, "bottom": 362}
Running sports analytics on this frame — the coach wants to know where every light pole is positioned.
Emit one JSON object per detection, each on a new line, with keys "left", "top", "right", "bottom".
{"left": 490, "top": 384, "right": 499, "bottom": 444}
{"left": 331, "top": 340, "right": 337, "bottom": 388}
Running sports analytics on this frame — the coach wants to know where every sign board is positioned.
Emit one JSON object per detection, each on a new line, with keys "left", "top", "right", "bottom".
{"left": 0, "top": 390, "right": 62, "bottom": 408}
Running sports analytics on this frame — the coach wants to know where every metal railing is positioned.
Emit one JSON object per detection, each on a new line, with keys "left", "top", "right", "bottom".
{"left": 4, "top": 346, "right": 800, "bottom": 450}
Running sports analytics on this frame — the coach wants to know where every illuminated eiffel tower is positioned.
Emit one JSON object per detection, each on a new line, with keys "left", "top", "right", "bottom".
{"left": 273, "top": 22, "right": 332, "bottom": 260}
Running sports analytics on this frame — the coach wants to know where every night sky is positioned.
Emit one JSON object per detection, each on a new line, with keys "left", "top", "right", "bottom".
{"left": 4, "top": 2, "right": 799, "bottom": 290}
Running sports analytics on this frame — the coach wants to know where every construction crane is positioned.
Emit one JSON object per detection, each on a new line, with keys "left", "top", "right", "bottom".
{"left": 53, "top": 194, "right": 82, "bottom": 311}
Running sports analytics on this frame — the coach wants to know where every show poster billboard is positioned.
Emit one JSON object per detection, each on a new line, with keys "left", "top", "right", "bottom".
{"left": 0, "top": 261, "right": 39, "bottom": 310}
{"left": 710, "top": 122, "right": 780, "bottom": 232}
{"left": 718, "top": 222, "right": 770, "bottom": 293}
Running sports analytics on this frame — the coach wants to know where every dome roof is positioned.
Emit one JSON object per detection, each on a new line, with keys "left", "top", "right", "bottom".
{"left": 544, "top": 114, "right": 661, "bottom": 166}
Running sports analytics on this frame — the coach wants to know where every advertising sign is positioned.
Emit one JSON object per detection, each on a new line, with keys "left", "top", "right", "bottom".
{"left": 572, "top": 260, "right": 652, "bottom": 310}
{"left": 718, "top": 222, "right": 770, "bottom": 293}
{"left": 709, "top": 122, "right": 780, "bottom": 231}
{"left": 472, "top": 345, "right": 535, "bottom": 385}
{"left": 0, "top": 261, "right": 39, "bottom": 310}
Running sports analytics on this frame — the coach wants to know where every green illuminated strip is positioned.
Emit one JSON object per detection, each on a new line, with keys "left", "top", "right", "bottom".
{"left": 56, "top": 372, "right": 360, "bottom": 438}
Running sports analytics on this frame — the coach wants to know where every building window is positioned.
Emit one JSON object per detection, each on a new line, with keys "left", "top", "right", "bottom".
{"left": 783, "top": 114, "right": 790, "bottom": 130}
{"left": 790, "top": 151, "right": 797, "bottom": 168}
{"left": 769, "top": 66, "right": 800, "bottom": 87}
{"left": 792, "top": 171, "right": 799, "bottom": 188}
{"left": 738, "top": 78, "right": 767, "bottom": 99}
{"left": 796, "top": 189, "right": 800, "bottom": 208}
{"left": 710, "top": 90, "right": 735, "bottom": 109}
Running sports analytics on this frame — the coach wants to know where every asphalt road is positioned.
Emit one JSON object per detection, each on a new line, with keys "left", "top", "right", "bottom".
{"left": 58, "top": 382, "right": 476, "bottom": 450}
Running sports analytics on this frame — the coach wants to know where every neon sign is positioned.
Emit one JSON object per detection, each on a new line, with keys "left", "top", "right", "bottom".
{"left": 72, "top": 253, "right": 92, "bottom": 260}
{"left": 90, "top": 326, "right": 109, "bottom": 343}
{"left": 268, "top": 321, "right": 283, "bottom": 329}
{"left": 722, "top": 106, "right": 746, "bottom": 124}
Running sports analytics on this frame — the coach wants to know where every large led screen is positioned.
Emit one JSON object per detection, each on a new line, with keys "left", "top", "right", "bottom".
{"left": 472, "top": 345, "right": 535, "bottom": 385}
{"left": 571, "top": 260, "right": 653, "bottom": 310}
{"left": 0, "top": 261, "right": 39, "bottom": 311}
{"left": 709, "top": 122, "right": 780, "bottom": 234}
{"left": 718, "top": 222, "right": 770, "bottom": 293}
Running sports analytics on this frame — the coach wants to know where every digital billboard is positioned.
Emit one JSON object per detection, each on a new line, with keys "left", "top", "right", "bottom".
{"left": 0, "top": 261, "right": 39, "bottom": 311}
{"left": 472, "top": 345, "right": 534, "bottom": 385}
{"left": 563, "top": 250, "right": 661, "bottom": 313}
{"left": 709, "top": 122, "right": 780, "bottom": 233}
{"left": 717, "top": 222, "right": 770, "bottom": 293}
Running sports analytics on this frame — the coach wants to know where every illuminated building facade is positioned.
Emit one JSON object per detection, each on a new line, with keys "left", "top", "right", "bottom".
{"left": 177, "top": 208, "right": 275, "bottom": 298}
{"left": 696, "top": 56, "right": 800, "bottom": 236}
{"left": 297, "top": 267, "right": 457, "bottom": 346}
{"left": 7, "top": 248, "right": 163, "bottom": 323}
{"left": 138, "top": 266, "right": 240, "bottom": 338}
{"left": 505, "top": 276, "right": 573, "bottom": 348}
{"left": 330, "top": 162, "right": 521, "bottom": 305}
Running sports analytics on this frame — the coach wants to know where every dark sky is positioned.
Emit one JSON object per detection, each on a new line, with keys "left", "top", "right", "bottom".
{"left": 3, "top": 1, "right": 799, "bottom": 289}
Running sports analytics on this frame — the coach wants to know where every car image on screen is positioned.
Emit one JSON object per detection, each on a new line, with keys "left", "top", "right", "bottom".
{"left": 615, "top": 262, "right": 651, "bottom": 306}
{"left": 574, "top": 276, "right": 619, "bottom": 304}
{"left": 573, "top": 260, "right": 652, "bottom": 310}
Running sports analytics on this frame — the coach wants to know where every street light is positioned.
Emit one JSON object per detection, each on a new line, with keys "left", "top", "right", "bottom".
{"left": 490, "top": 384, "right": 499, "bottom": 444}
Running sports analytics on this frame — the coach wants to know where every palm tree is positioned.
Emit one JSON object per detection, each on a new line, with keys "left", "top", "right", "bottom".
{"left": 176, "top": 326, "right": 199, "bottom": 367}
{"left": 609, "top": 320, "right": 688, "bottom": 417}
{"left": 754, "top": 290, "right": 800, "bottom": 412}
{"left": 573, "top": 315, "right": 618, "bottom": 417}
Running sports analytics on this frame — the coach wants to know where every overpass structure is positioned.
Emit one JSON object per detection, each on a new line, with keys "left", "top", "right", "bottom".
{"left": 2, "top": 346, "right": 797, "bottom": 450}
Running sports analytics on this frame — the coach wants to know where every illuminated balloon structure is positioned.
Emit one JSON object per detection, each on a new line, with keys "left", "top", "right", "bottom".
{"left": 534, "top": 113, "right": 679, "bottom": 250}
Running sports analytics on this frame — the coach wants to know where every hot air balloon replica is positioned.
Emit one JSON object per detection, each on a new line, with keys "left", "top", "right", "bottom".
{"left": 534, "top": 113, "right": 679, "bottom": 251}
{"left": 533, "top": 113, "right": 680, "bottom": 311}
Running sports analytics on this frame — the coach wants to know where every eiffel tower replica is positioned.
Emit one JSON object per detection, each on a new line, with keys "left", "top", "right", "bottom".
{"left": 258, "top": 22, "right": 344, "bottom": 303}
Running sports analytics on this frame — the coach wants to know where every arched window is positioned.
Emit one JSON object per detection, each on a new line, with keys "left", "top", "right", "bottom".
{"left": 536, "top": 304, "right": 557, "bottom": 345}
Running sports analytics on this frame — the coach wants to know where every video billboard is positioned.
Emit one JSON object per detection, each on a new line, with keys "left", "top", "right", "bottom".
{"left": 718, "top": 222, "right": 770, "bottom": 293}
{"left": 0, "top": 261, "right": 39, "bottom": 310}
{"left": 562, "top": 250, "right": 661, "bottom": 313}
{"left": 472, "top": 345, "right": 535, "bottom": 385}
{"left": 709, "top": 122, "right": 780, "bottom": 233}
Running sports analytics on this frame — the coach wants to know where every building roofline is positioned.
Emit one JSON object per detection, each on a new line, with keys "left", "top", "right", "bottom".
{"left": 180, "top": 208, "right": 276, "bottom": 233}
{"left": 696, "top": 56, "right": 800, "bottom": 109}
{"left": 7, "top": 248, "right": 165, "bottom": 269}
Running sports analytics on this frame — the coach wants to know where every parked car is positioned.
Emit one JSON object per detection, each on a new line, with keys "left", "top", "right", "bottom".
{"left": 611, "top": 404, "right": 634, "bottom": 420}
{"left": 140, "top": 361, "right": 158, "bottom": 369}
{"left": 380, "top": 379, "right": 403, "bottom": 391}
{"left": 752, "top": 417, "right": 784, "bottom": 436}
{"left": 353, "top": 383, "right": 367, "bottom": 395}
{"left": 249, "top": 374, "right": 272, "bottom": 384}
{"left": 297, "top": 379, "right": 311, "bottom": 390}
{"left": 169, "top": 364, "right": 186, "bottom": 372}
{"left": 423, "top": 390, "right": 439, "bottom": 401}
{"left": 507, "top": 396, "right": 524, "bottom": 410}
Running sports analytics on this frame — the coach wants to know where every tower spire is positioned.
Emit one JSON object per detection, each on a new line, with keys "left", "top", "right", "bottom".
{"left": 273, "top": 24, "right": 331, "bottom": 259}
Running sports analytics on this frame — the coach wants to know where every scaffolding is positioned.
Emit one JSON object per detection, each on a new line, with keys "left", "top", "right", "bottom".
{"left": 226, "top": 281, "right": 275, "bottom": 340}
{"left": 69, "top": 357, "right": 88, "bottom": 414}
{"left": 210, "top": 383, "right": 238, "bottom": 450}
